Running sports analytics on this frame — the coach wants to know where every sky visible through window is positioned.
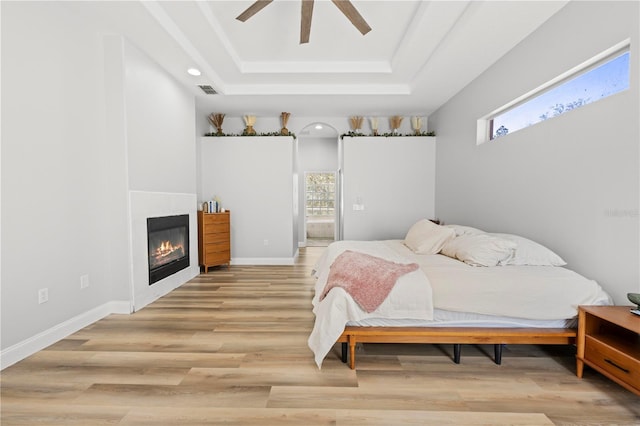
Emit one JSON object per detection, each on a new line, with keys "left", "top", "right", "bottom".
{"left": 491, "top": 51, "right": 630, "bottom": 139}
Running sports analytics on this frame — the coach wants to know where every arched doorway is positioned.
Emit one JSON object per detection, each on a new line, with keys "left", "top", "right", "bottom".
{"left": 297, "top": 122, "right": 340, "bottom": 247}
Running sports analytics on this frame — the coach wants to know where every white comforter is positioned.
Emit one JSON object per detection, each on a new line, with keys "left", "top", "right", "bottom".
{"left": 308, "top": 241, "right": 434, "bottom": 367}
{"left": 386, "top": 240, "right": 612, "bottom": 320}
{"left": 308, "top": 240, "right": 612, "bottom": 367}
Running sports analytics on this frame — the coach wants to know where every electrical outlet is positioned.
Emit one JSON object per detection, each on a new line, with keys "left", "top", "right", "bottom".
{"left": 263, "top": 239, "right": 269, "bottom": 246}
{"left": 38, "top": 288, "right": 49, "bottom": 304}
{"left": 80, "top": 274, "right": 89, "bottom": 289}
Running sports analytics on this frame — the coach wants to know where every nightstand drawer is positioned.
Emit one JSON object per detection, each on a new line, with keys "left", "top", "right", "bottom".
{"left": 585, "top": 336, "right": 640, "bottom": 386}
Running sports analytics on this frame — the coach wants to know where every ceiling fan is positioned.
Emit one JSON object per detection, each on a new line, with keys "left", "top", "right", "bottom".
{"left": 236, "top": 0, "right": 372, "bottom": 44}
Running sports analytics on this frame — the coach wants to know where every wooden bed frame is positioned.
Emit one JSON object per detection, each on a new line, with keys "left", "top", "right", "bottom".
{"left": 336, "top": 326, "right": 577, "bottom": 369}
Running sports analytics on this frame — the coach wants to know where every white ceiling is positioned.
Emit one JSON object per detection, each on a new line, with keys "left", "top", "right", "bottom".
{"left": 66, "top": 0, "right": 569, "bottom": 116}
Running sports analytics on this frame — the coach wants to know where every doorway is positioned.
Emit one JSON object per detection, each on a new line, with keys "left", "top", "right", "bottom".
{"left": 305, "top": 172, "right": 336, "bottom": 246}
{"left": 297, "top": 122, "right": 340, "bottom": 247}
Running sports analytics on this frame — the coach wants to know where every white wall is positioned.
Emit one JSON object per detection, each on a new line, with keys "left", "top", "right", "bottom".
{"left": 342, "top": 136, "right": 436, "bottom": 240}
{"left": 429, "top": 1, "right": 639, "bottom": 304}
{"left": 123, "top": 42, "right": 197, "bottom": 194}
{"left": 199, "top": 136, "right": 297, "bottom": 264}
{"left": 298, "top": 137, "right": 340, "bottom": 172}
{"left": 1, "top": 2, "right": 129, "bottom": 362}
{"left": 119, "top": 40, "right": 199, "bottom": 310}
{"left": 1, "top": 3, "right": 199, "bottom": 367}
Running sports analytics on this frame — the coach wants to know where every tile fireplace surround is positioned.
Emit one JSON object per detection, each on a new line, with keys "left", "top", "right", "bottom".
{"left": 129, "top": 191, "right": 199, "bottom": 311}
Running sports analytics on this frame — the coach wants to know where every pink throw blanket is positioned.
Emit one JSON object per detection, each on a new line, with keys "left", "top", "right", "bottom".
{"left": 320, "top": 250, "right": 419, "bottom": 313}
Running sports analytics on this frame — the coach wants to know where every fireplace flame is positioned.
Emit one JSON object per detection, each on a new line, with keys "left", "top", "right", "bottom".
{"left": 155, "top": 240, "right": 184, "bottom": 258}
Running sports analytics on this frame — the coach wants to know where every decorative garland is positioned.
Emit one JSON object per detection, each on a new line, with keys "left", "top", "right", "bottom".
{"left": 203, "top": 130, "right": 433, "bottom": 139}
{"left": 203, "top": 112, "right": 432, "bottom": 140}
{"left": 203, "top": 130, "right": 434, "bottom": 139}
{"left": 340, "top": 131, "right": 435, "bottom": 139}
{"left": 204, "top": 130, "right": 297, "bottom": 139}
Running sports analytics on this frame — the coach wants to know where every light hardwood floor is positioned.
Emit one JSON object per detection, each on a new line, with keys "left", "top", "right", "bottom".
{"left": 1, "top": 247, "right": 638, "bottom": 425}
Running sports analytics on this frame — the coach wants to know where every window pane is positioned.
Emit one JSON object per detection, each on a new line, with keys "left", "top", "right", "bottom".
{"left": 305, "top": 172, "right": 335, "bottom": 217}
{"left": 491, "top": 51, "right": 630, "bottom": 140}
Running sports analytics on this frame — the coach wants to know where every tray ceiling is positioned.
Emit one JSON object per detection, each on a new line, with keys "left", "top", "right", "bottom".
{"left": 58, "top": 1, "right": 569, "bottom": 116}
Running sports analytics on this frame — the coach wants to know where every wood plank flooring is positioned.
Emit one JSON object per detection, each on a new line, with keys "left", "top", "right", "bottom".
{"left": 1, "top": 247, "right": 638, "bottom": 425}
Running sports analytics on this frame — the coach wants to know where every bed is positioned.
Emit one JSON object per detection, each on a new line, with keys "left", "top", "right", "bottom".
{"left": 308, "top": 221, "right": 613, "bottom": 369}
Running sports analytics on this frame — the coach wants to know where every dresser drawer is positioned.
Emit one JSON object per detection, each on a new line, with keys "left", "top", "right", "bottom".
{"left": 204, "top": 250, "right": 230, "bottom": 265}
{"left": 203, "top": 214, "right": 229, "bottom": 226}
{"left": 204, "top": 241, "right": 230, "bottom": 255}
{"left": 585, "top": 336, "right": 640, "bottom": 387}
{"left": 204, "top": 231, "right": 230, "bottom": 243}
{"left": 204, "top": 222, "right": 229, "bottom": 234}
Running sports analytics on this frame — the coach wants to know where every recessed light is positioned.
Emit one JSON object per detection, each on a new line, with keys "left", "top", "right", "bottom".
{"left": 315, "top": 124, "right": 323, "bottom": 130}
{"left": 187, "top": 68, "right": 201, "bottom": 76}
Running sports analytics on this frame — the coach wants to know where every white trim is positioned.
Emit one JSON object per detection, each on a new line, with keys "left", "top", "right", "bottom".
{"left": 476, "top": 118, "right": 491, "bottom": 146}
{"left": 240, "top": 60, "right": 392, "bottom": 74}
{"left": 142, "top": 0, "right": 226, "bottom": 93}
{"left": 196, "top": 0, "right": 242, "bottom": 73}
{"left": 0, "top": 301, "right": 131, "bottom": 370}
{"left": 490, "top": 39, "right": 630, "bottom": 118}
{"left": 224, "top": 84, "right": 411, "bottom": 96}
{"left": 231, "top": 257, "right": 296, "bottom": 266}
{"left": 304, "top": 171, "right": 338, "bottom": 243}
{"left": 128, "top": 190, "right": 198, "bottom": 197}
{"left": 477, "top": 38, "right": 631, "bottom": 145}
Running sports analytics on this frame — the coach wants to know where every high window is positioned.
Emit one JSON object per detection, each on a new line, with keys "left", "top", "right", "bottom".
{"left": 479, "top": 42, "right": 630, "bottom": 144}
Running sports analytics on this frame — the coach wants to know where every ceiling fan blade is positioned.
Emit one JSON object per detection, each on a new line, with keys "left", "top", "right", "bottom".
{"left": 236, "top": 0, "right": 273, "bottom": 22}
{"left": 331, "top": 0, "right": 371, "bottom": 36}
{"left": 300, "top": 0, "right": 314, "bottom": 44}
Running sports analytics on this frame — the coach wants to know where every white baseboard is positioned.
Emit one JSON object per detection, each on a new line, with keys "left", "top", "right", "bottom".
{"left": 298, "top": 241, "right": 307, "bottom": 248}
{"left": 231, "top": 257, "right": 296, "bottom": 266}
{"left": 0, "top": 300, "right": 131, "bottom": 370}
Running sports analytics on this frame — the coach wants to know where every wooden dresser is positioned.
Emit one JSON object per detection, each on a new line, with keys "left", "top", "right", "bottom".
{"left": 197, "top": 210, "right": 230, "bottom": 273}
{"left": 576, "top": 305, "right": 640, "bottom": 395}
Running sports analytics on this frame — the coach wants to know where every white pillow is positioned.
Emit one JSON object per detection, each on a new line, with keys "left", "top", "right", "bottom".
{"left": 404, "top": 219, "right": 456, "bottom": 254}
{"left": 441, "top": 233, "right": 516, "bottom": 266}
{"left": 491, "top": 233, "right": 567, "bottom": 266}
{"left": 444, "top": 224, "right": 485, "bottom": 237}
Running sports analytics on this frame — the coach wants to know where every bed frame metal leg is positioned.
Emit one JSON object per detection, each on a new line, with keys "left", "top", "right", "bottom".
{"left": 453, "top": 344, "right": 461, "bottom": 364}
{"left": 341, "top": 342, "right": 348, "bottom": 363}
{"left": 494, "top": 344, "right": 503, "bottom": 365}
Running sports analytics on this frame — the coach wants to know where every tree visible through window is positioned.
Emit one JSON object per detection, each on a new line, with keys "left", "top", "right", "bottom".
{"left": 489, "top": 49, "right": 630, "bottom": 141}
{"left": 306, "top": 173, "right": 335, "bottom": 217}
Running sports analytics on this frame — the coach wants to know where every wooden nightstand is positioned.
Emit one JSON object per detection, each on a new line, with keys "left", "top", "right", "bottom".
{"left": 576, "top": 305, "right": 640, "bottom": 395}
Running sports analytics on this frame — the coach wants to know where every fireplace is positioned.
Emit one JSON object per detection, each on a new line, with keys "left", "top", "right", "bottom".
{"left": 147, "top": 214, "right": 190, "bottom": 285}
